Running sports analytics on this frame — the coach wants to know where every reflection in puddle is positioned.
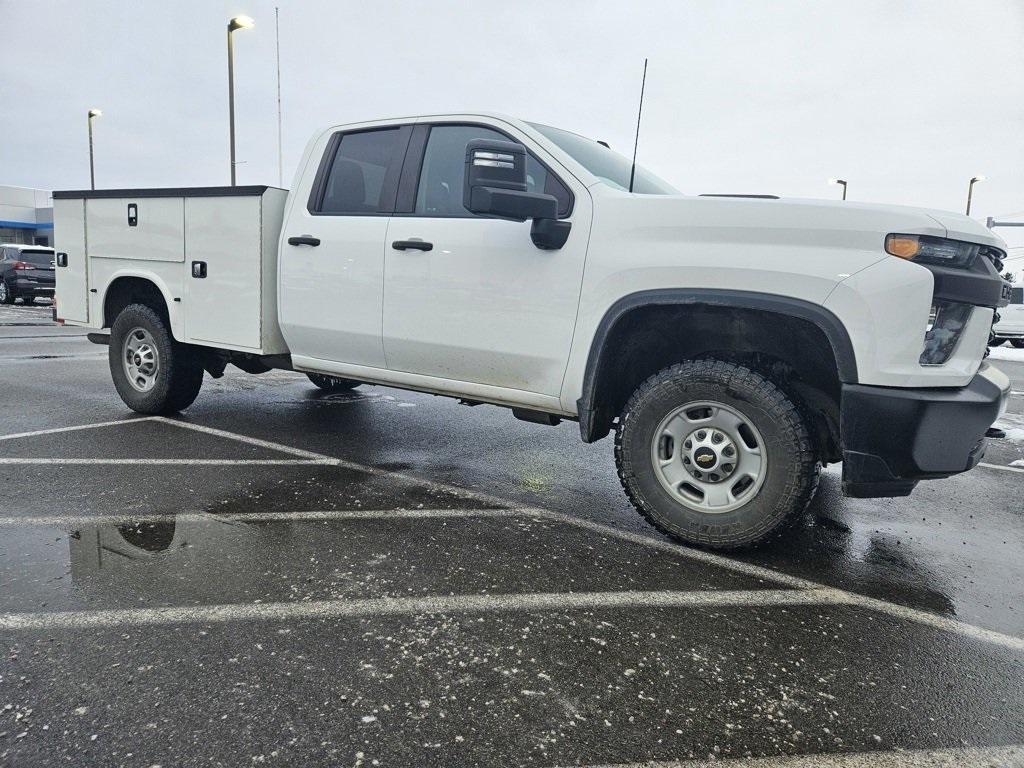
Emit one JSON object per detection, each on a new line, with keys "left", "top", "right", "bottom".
{"left": 67, "top": 517, "right": 255, "bottom": 593}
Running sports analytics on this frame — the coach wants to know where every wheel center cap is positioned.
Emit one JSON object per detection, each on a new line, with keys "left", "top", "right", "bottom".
{"left": 692, "top": 446, "right": 718, "bottom": 470}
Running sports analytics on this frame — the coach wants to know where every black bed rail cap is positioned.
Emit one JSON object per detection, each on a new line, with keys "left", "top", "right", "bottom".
{"left": 53, "top": 185, "right": 286, "bottom": 200}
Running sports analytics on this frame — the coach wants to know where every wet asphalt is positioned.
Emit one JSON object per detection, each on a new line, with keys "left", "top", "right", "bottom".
{"left": 0, "top": 301, "right": 1022, "bottom": 767}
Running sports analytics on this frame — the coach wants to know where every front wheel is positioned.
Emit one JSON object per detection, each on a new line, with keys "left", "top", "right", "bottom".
{"left": 109, "top": 304, "right": 204, "bottom": 414}
{"left": 615, "top": 359, "right": 819, "bottom": 550}
{"left": 1011, "top": 339, "right": 1024, "bottom": 349}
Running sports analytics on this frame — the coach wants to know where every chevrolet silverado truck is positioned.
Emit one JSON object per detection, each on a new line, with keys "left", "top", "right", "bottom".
{"left": 51, "top": 112, "right": 1012, "bottom": 549}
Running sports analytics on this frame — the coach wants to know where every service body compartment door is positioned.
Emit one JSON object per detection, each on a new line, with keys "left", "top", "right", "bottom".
{"left": 86, "top": 197, "right": 185, "bottom": 263}
{"left": 53, "top": 198, "right": 89, "bottom": 323}
{"left": 183, "top": 196, "right": 263, "bottom": 350}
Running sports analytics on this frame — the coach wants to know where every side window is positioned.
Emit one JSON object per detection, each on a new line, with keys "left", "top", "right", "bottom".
{"left": 414, "top": 125, "right": 572, "bottom": 218}
{"left": 317, "top": 128, "right": 405, "bottom": 215}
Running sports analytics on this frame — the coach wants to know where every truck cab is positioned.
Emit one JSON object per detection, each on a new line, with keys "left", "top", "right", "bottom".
{"left": 53, "top": 111, "right": 1012, "bottom": 550}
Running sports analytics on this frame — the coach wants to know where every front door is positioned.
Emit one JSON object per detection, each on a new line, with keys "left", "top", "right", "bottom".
{"left": 382, "top": 122, "right": 590, "bottom": 397}
{"left": 279, "top": 125, "right": 411, "bottom": 368}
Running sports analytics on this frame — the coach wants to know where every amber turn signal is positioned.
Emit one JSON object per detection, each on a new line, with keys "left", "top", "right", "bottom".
{"left": 885, "top": 235, "right": 921, "bottom": 259}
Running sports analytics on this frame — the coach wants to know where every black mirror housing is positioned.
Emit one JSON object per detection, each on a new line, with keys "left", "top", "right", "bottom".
{"left": 463, "top": 137, "right": 572, "bottom": 249}
{"left": 464, "top": 139, "right": 553, "bottom": 222}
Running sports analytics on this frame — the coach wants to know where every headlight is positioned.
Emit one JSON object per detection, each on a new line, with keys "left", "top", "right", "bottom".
{"left": 885, "top": 234, "right": 980, "bottom": 269}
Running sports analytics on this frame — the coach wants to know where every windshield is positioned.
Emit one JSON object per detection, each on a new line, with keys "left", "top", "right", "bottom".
{"left": 528, "top": 122, "right": 679, "bottom": 195}
{"left": 14, "top": 249, "right": 54, "bottom": 267}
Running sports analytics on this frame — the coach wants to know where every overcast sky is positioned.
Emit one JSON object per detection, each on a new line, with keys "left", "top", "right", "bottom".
{"left": 3, "top": 0, "right": 1023, "bottom": 256}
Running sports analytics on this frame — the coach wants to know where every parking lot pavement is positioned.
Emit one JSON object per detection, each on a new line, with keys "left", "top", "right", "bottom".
{"left": 2, "top": 306, "right": 1023, "bottom": 766}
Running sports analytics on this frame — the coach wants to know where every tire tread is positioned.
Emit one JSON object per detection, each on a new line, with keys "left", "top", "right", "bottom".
{"left": 614, "top": 358, "right": 819, "bottom": 550}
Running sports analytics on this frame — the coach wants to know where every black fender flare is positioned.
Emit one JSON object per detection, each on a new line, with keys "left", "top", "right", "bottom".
{"left": 575, "top": 288, "right": 859, "bottom": 442}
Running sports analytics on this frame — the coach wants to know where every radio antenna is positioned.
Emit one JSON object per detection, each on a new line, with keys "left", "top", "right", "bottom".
{"left": 628, "top": 58, "right": 648, "bottom": 193}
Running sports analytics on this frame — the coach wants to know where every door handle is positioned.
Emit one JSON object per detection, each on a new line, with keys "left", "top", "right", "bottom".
{"left": 288, "top": 235, "right": 321, "bottom": 247}
{"left": 392, "top": 239, "right": 433, "bottom": 252}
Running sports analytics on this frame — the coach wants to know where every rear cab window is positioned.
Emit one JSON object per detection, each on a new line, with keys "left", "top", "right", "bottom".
{"left": 308, "top": 127, "right": 411, "bottom": 215}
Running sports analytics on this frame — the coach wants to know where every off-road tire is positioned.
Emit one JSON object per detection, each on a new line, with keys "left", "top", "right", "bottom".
{"left": 306, "top": 373, "right": 361, "bottom": 391}
{"left": 109, "top": 303, "right": 204, "bottom": 414}
{"left": 615, "top": 358, "right": 820, "bottom": 549}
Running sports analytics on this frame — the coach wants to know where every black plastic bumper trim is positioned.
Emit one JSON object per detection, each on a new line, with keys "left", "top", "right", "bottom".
{"left": 840, "top": 366, "right": 1008, "bottom": 497}
{"left": 926, "top": 255, "right": 1009, "bottom": 309}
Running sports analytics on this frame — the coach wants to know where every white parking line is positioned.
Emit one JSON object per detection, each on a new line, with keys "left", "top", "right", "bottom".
{"left": 978, "top": 461, "right": 1024, "bottom": 474}
{"left": 528, "top": 509, "right": 1024, "bottom": 654}
{"left": 0, "top": 416, "right": 157, "bottom": 442}
{"left": 3, "top": 415, "right": 1023, "bottom": 653}
{"left": 0, "top": 457, "right": 338, "bottom": 465}
{"left": 0, "top": 508, "right": 518, "bottom": 528}
{"left": 0, "top": 589, "right": 829, "bottom": 631}
{"left": 0, "top": 415, "right": 335, "bottom": 465}
{"left": 579, "top": 743, "right": 1024, "bottom": 768}
{"left": 151, "top": 416, "right": 343, "bottom": 462}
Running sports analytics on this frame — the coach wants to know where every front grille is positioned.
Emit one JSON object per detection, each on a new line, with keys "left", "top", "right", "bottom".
{"left": 979, "top": 245, "right": 1005, "bottom": 273}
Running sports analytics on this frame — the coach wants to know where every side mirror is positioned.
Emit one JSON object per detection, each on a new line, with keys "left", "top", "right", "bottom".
{"left": 464, "top": 139, "right": 552, "bottom": 221}
{"left": 463, "top": 139, "right": 571, "bottom": 250}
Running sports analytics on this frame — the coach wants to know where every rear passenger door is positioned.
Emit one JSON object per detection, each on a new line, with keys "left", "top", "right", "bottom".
{"left": 279, "top": 124, "right": 412, "bottom": 368}
{"left": 382, "top": 121, "right": 591, "bottom": 397}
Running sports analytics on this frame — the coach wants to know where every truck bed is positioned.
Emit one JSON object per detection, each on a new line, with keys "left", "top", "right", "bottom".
{"left": 53, "top": 186, "right": 289, "bottom": 355}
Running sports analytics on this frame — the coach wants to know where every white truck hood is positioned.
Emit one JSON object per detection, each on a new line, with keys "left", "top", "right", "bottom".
{"left": 620, "top": 193, "right": 1010, "bottom": 252}
{"left": 719, "top": 196, "right": 1007, "bottom": 249}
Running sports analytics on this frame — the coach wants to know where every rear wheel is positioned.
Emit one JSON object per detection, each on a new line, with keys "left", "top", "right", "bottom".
{"left": 109, "top": 304, "right": 204, "bottom": 414}
{"left": 615, "top": 358, "right": 819, "bottom": 550}
{"left": 306, "top": 373, "right": 361, "bottom": 391}
{"left": 0, "top": 280, "right": 13, "bottom": 304}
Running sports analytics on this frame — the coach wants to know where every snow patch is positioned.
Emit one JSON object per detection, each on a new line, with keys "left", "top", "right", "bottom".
{"left": 987, "top": 345, "right": 1024, "bottom": 362}
{"left": 994, "top": 411, "right": 1024, "bottom": 444}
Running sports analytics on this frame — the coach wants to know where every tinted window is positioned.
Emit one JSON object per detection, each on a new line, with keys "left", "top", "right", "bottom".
{"left": 415, "top": 125, "right": 571, "bottom": 218}
{"left": 14, "top": 250, "right": 53, "bottom": 267}
{"left": 1012, "top": 287, "right": 1023, "bottom": 304}
{"left": 319, "top": 129, "right": 404, "bottom": 214}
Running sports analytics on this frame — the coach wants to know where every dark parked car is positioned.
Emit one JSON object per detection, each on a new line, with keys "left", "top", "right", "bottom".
{"left": 0, "top": 244, "right": 56, "bottom": 304}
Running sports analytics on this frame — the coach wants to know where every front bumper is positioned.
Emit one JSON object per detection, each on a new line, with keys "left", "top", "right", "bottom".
{"left": 840, "top": 363, "right": 1010, "bottom": 497}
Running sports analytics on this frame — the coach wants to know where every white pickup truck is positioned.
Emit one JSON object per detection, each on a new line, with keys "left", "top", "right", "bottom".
{"left": 53, "top": 111, "right": 1012, "bottom": 549}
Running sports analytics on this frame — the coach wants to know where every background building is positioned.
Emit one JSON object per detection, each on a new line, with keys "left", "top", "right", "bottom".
{"left": 0, "top": 185, "right": 53, "bottom": 246}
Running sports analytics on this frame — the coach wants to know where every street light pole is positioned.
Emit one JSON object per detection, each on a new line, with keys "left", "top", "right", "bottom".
{"left": 227, "top": 15, "right": 254, "bottom": 186}
{"left": 828, "top": 178, "right": 847, "bottom": 200}
{"left": 966, "top": 175, "right": 985, "bottom": 216}
{"left": 87, "top": 109, "right": 102, "bottom": 190}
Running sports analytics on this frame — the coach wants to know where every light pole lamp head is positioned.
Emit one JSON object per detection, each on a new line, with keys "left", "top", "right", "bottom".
{"left": 970, "top": 175, "right": 986, "bottom": 184}
{"left": 228, "top": 15, "right": 254, "bottom": 31}
{"left": 828, "top": 178, "right": 847, "bottom": 186}
{"left": 88, "top": 108, "right": 102, "bottom": 119}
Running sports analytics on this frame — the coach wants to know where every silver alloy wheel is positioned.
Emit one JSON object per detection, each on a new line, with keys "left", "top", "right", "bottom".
{"left": 122, "top": 327, "right": 160, "bottom": 393}
{"left": 650, "top": 400, "right": 767, "bottom": 513}
{"left": 0, "top": 282, "right": 7, "bottom": 302}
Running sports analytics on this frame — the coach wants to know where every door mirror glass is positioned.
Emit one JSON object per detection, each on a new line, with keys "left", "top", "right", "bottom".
{"left": 463, "top": 139, "right": 557, "bottom": 222}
